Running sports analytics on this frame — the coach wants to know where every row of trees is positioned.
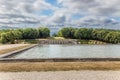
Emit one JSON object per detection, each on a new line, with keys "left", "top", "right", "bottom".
{"left": 57, "top": 28, "right": 120, "bottom": 44}
{"left": 0, "top": 27, "right": 120, "bottom": 44}
{"left": 0, "top": 28, "right": 50, "bottom": 44}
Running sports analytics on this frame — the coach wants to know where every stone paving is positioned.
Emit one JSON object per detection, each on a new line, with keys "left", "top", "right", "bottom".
{"left": 0, "top": 71, "right": 120, "bottom": 80}
{"left": 0, "top": 44, "right": 29, "bottom": 51}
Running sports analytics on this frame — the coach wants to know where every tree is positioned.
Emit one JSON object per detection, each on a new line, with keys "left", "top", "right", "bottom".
{"left": 22, "top": 28, "right": 39, "bottom": 39}
{"left": 74, "top": 28, "right": 93, "bottom": 39}
{"left": 0, "top": 28, "right": 50, "bottom": 44}
{"left": 52, "top": 33, "right": 58, "bottom": 37}
{"left": 105, "top": 32, "right": 120, "bottom": 43}
{"left": 1, "top": 30, "right": 22, "bottom": 44}
{"left": 39, "top": 28, "right": 50, "bottom": 38}
{"left": 61, "top": 28, "right": 71, "bottom": 38}
{"left": 1, "top": 33, "right": 8, "bottom": 44}
{"left": 58, "top": 27, "right": 76, "bottom": 38}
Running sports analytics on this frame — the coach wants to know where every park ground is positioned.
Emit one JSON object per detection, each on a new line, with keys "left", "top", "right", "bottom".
{"left": 0, "top": 44, "right": 120, "bottom": 80}
{"left": 0, "top": 44, "right": 120, "bottom": 71}
{"left": 0, "top": 44, "right": 35, "bottom": 55}
{"left": 0, "top": 71, "right": 120, "bottom": 80}
{"left": 0, "top": 62, "right": 120, "bottom": 72}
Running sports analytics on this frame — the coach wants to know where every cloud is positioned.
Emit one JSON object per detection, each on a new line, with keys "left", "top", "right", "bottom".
{"left": 0, "top": 12, "right": 40, "bottom": 24}
{"left": 72, "top": 16, "right": 119, "bottom": 27}
{"left": 51, "top": 15, "right": 66, "bottom": 24}
{"left": 57, "top": 0, "right": 120, "bottom": 16}
{"left": 45, "top": 9, "right": 68, "bottom": 24}
{"left": 47, "top": 0, "right": 120, "bottom": 28}
{"left": 0, "top": 0, "right": 56, "bottom": 13}
{"left": 0, "top": 0, "right": 56, "bottom": 27}
{"left": 0, "top": 0, "right": 120, "bottom": 29}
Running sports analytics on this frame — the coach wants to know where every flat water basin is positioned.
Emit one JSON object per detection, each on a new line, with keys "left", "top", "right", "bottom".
{"left": 11, "top": 44, "right": 120, "bottom": 59}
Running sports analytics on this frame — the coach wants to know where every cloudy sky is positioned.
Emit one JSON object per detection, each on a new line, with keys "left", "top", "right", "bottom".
{"left": 0, "top": 0, "right": 120, "bottom": 29}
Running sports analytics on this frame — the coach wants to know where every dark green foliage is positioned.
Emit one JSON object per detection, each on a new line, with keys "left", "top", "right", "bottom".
{"left": 74, "top": 28, "right": 93, "bottom": 39}
{"left": 58, "top": 27, "right": 76, "bottom": 38}
{"left": 0, "top": 27, "right": 119, "bottom": 44}
{"left": 24, "top": 39, "right": 39, "bottom": 44}
{"left": 1, "top": 30, "right": 22, "bottom": 43}
{"left": 52, "top": 33, "right": 58, "bottom": 37}
{"left": 105, "top": 32, "right": 120, "bottom": 43}
{"left": 38, "top": 28, "right": 50, "bottom": 38}
{"left": 0, "top": 27, "right": 50, "bottom": 44}
{"left": 57, "top": 28, "right": 120, "bottom": 44}
{"left": 22, "top": 28, "right": 39, "bottom": 39}
{"left": 1, "top": 33, "right": 8, "bottom": 43}
{"left": 1, "top": 30, "right": 22, "bottom": 44}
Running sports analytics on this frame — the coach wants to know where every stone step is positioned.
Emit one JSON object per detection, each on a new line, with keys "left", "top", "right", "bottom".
{"left": 39, "top": 40, "right": 78, "bottom": 44}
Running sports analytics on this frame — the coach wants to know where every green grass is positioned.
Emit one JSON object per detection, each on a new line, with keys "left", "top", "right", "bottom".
{"left": 78, "top": 39, "right": 107, "bottom": 44}
{"left": 53, "top": 37, "right": 65, "bottom": 39}
{"left": 24, "top": 39, "right": 39, "bottom": 44}
{"left": 16, "top": 39, "right": 39, "bottom": 44}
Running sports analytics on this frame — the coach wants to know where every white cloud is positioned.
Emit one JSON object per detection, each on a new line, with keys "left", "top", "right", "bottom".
{"left": 0, "top": 0, "right": 56, "bottom": 13}
{"left": 50, "top": 0, "right": 120, "bottom": 28}
{"left": 0, "top": 12, "right": 40, "bottom": 24}
{"left": 0, "top": 0, "right": 56, "bottom": 27}
{"left": 0, "top": 0, "right": 120, "bottom": 29}
{"left": 72, "top": 16, "right": 119, "bottom": 27}
{"left": 57, "top": 0, "right": 120, "bottom": 16}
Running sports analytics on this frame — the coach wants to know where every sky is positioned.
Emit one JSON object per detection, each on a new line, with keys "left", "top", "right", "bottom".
{"left": 0, "top": 0, "right": 120, "bottom": 29}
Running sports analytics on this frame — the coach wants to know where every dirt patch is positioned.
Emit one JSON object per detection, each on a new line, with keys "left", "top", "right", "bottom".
{"left": 0, "top": 62, "right": 120, "bottom": 72}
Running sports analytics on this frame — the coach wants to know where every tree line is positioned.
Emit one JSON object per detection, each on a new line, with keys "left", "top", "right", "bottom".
{"left": 57, "top": 27, "right": 120, "bottom": 44}
{"left": 0, "top": 27, "right": 120, "bottom": 44}
{"left": 0, "top": 28, "right": 50, "bottom": 44}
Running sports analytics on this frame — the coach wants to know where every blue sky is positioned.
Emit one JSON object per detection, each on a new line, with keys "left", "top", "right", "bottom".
{"left": 0, "top": 0, "right": 120, "bottom": 29}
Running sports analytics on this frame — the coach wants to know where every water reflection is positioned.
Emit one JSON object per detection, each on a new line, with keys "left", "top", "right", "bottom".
{"left": 14, "top": 45, "right": 120, "bottom": 59}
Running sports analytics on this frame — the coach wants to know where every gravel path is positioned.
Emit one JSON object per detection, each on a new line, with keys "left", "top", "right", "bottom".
{"left": 0, "top": 71, "right": 120, "bottom": 80}
{"left": 0, "top": 44, "right": 28, "bottom": 50}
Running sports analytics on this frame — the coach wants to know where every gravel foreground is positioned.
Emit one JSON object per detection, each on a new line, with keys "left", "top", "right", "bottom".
{"left": 0, "top": 44, "right": 29, "bottom": 50}
{"left": 0, "top": 71, "right": 120, "bottom": 80}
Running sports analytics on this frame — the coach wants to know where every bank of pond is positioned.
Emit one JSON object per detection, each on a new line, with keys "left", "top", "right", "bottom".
{"left": 6, "top": 44, "right": 120, "bottom": 59}
{"left": 0, "top": 27, "right": 120, "bottom": 44}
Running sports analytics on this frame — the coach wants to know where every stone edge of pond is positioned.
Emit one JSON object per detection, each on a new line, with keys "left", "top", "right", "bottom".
{"left": 1, "top": 58, "right": 120, "bottom": 62}
{"left": 0, "top": 44, "right": 120, "bottom": 62}
{"left": 0, "top": 44, "right": 38, "bottom": 58}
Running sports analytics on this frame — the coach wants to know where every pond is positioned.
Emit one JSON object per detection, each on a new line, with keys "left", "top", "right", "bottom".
{"left": 12, "top": 44, "right": 120, "bottom": 59}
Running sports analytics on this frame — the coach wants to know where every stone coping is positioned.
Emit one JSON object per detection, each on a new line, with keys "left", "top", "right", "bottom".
{"left": 0, "top": 44, "right": 120, "bottom": 62}
{"left": 0, "top": 44, "right": 38, "bottom": 58}
{"left": 0, "top": 58, "right": 120, "bottom": 62}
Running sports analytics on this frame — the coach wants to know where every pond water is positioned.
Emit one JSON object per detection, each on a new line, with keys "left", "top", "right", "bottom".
{"left": 13, "top": 45, "right": 120, "bottom": 59}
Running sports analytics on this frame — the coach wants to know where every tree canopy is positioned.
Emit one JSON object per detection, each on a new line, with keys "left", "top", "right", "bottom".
{"left": 57, "top": 28, "right": 120, "bottom": 44}
{"left": 0, "top": 28, "right": 50, "bottom": 44}
{"left": 0, "top": 27, "right": 120, "bottom": 44}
